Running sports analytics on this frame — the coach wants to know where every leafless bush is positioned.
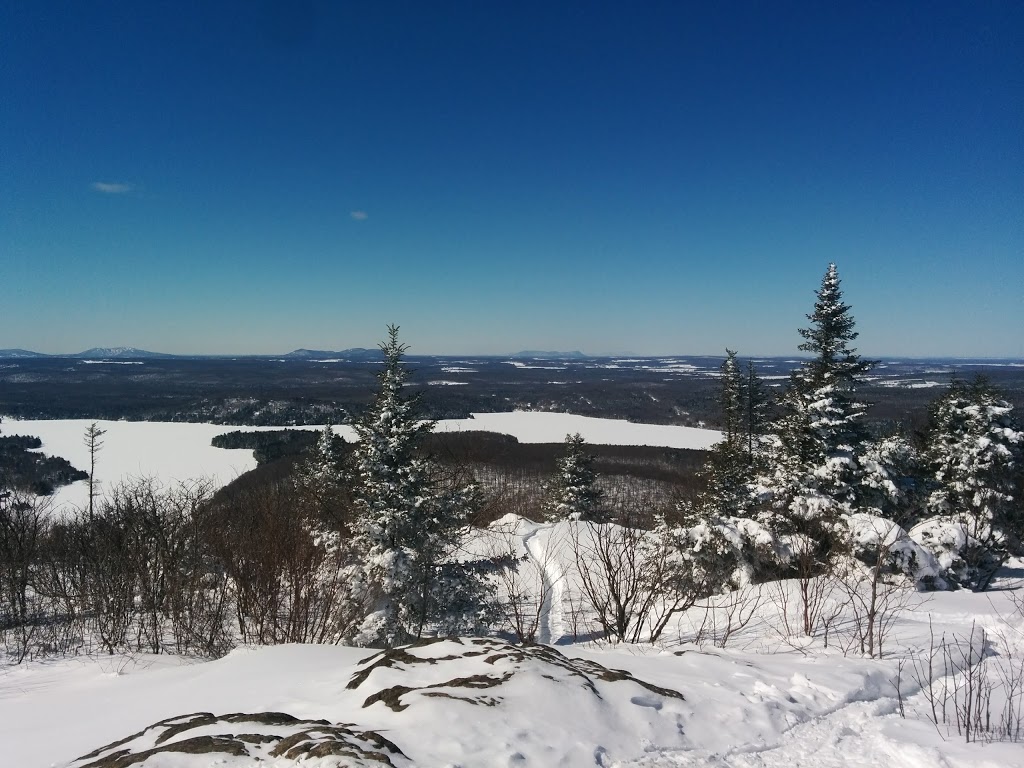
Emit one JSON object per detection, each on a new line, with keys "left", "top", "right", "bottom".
{"left": 902, "top": 618, "right": 1024, "bottom": 742}
{"left": 793, "top": 535, "right": 844, "bottom": 639}
{"left": 767, "top": 570, "right": 843, "bottom": 646}
{"left": 571, "top": 505, "right": 722, "bottom": 644}
{"left": 690, "top": 584, "right": 765, "bottom": 649}
{"left": 835, "top": 557, "right": 915, "bottom": 659}
{"left": 204, "top": 482, "right": 350, "bottom": 645}
{"left": 0, "top": 490, "right": 51, "bottom": 662}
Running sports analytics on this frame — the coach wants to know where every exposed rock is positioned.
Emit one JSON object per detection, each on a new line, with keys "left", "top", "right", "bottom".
{"left": 348, "top": 637, "right": 684, "bottom": 713}
{"left": 66, "top": 711, "right": 408, "bottom": 768}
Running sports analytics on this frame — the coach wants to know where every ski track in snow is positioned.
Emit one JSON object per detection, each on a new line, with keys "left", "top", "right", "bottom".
{"left": 523, "top": 527, "right": 554, "bottom": 645}
{"left": 522, "top": 524, "right": 567, "bottom": 645}
{"left": 546, "top": 528, "right": 568, "bottom": 642}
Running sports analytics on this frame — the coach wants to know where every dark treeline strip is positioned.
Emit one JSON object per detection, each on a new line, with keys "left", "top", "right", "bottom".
{"left": 0, "top": 437, "right": 88, "bottom": 496}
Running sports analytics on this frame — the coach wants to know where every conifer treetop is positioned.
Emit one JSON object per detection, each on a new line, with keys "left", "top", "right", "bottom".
{"left": 796, "top": 263, "right": 873, "bottom": 388}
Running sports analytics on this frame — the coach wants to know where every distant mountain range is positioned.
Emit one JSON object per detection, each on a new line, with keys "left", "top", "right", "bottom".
{"left": 510, "top": 350, "right": 587, "bottom": 359}
{"left": 0, "top": 347, "right": 174, "bottom": 359}
{"left": 283, "top": 348, "right": 383, "bottom": 360}
{"left": 0, "top": 348, "right": 45, "bottom": 358}
{"left": 0, "top": 346, "right": 385, "bottom": 360}
{"left": 78, "top": 347, "right": 177, "bottom": 359}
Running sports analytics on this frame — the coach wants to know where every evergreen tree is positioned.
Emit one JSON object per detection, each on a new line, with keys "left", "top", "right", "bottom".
{"left": 347, "top": 326, "right": 490, "bottom": 647}
{"left": 720, "top": 350, "right": 744, "bottom": 446}
{"left": 696, "top": 351, "right": 760, "bottom": 519}
{"left": 858, "top": 433, "right": 922, "bottom": 528}
{"left": 744, "top": 360, "right": 771, "bottom": 462}
{"left": 921, "top": 376, "right": 1023, "bottom": 589}
{"left": 772, "top": 263, "right": 875, "bottom": 513}
{"left": 543, "top": 433, "right": 605, "bottom": 522}
{"left": 293, "top": 421, "right": 348, "bottom": 527}
{"left": 755, "top": 264, "right": 875, "bottom": 573}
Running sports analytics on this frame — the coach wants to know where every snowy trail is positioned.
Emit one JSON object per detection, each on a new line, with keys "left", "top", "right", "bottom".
{"left": 523, "top": 528, "right": 553, "bottom": 645}
{"left": 522, "top": 525, "right": 567, "bottom": 645}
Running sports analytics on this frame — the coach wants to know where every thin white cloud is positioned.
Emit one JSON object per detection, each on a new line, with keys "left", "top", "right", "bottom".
{"left": 91, "top": 181, "right": 134, "bottom": 194}
{"left": 350, "top": 210, "right": 368, "bottom": 221}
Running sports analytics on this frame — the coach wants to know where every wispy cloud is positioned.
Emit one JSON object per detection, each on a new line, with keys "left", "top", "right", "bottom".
{"left": 91, "top": 181, "right": 134, "bottom": 194}
{"left": 350, "top": 210, "right": 368, "bottom": 221}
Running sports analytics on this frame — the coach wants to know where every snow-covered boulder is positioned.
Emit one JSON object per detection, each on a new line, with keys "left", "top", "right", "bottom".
{"left": 845, "top": 512, "right": 946, "bottom": 589}
{"left": 909, "top": 516, "right": 1002, "bottom": 590}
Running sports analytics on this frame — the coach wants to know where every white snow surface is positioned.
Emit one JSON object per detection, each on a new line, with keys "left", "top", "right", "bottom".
{"left": 3, "top": 414, "right": 720, "bottom": 513}
{"left": 3, "top": 416, "right": 1020, "bottom": 767}
{"left": 435, "top": 411, "right": 721, "bottom": 449}
{"left": 2, "top": 515, "right": 1023, "bottom": 766}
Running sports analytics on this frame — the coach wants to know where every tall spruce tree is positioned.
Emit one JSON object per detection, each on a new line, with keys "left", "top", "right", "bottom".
{"left": 294, "top": 421, "right": 347, "bottom": 527}
{"left": 745, "top": 360, "right": 770, "bottom": 463}
{"left": 543, "top": 433, "right": 605, "bottom": 522}
{"left": 697, "top": 350, "right": 758, "bottom": 518}
{"left": 347, "top": 326, "right": 490, "bottom": 647}
{"left": 756, "top": 264, "right": 876, "bottom": 573}
{"left": 778, "top": 263, "right": 874, "bottom": 510}
{"left": 721, "top": 350, "right": 744, "bottom": 445}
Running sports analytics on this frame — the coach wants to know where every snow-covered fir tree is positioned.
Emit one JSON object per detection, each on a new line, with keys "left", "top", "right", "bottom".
{"left": 694, "top": 350, "right": 765, "bottom": 519}
{"left": 917, "top": 376, "right": 1023, "bottom": 590}
{"left": 721, "top": 349, "right": 744, "bottom": 445}
{"left": 346, "top": 326, "right": 492, "bottom": 647}
{"left": 543, "top": 433, "right": 605, "bottom": 522}
{"left": 857, "top": 433, "right": 922, "bottom": 527}
{"left": 755, "top": 263, "right": 875, "bottom": 565}
{"left": 293, "top": 422, "right": 347, "bottom": 521}
{"left": 744, "top": 360, "right": 771, "bottom": 461}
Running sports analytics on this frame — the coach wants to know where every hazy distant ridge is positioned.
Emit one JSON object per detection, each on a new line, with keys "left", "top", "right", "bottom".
{"left": 283, "top": 348, "right": 383, "bottom": 360}
{"left": 510, "top": 350, "right": 587, "bottom": 359}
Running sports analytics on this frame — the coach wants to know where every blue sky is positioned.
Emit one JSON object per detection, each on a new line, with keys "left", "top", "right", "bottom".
{"left": 3, "top": 1, "right": 1022, "bottom": 356}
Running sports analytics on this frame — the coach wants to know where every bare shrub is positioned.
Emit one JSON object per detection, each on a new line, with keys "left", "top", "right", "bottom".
{"left": 691, "top": 584, "right": 765, "bottom": 649}
{"left": 0, "top": 490, "right": 51, "bottom": 662}
{"left": 204, "top": 482, "right": 350, "bottom": 645}
{"left": 902, "top": 618, "right": 1024, "bottom": 742}
{"left": 571, "top": 505, "right": 726, "bottom": 644}
{"left": 767, "top": 558, "right": 843, "bottom": 646}
{"left": 834, "top": 521, "right": 917, "bottom": 658}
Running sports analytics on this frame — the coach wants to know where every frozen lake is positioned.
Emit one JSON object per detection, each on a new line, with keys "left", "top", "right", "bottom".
{"left": 3, "top": 413, "right": 721, "bottom": 512}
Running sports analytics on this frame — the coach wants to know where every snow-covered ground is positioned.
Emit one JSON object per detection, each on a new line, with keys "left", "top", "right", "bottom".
{"left": 2, "top": 414, "right": 720, "bottom": 512}
{"left": 5, "top": 416, "right": 1021, "bottom": 767}
{"left": 2, "top": 518, "right": 1022, "bottom": 767}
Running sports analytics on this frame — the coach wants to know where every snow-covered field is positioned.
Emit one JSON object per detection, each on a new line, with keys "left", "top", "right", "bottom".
{"left": 2, "top": 414, "right": 720, "bottom": 512}
{"left": 2, "top": 517, "right": 1022, "bottom": 767}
